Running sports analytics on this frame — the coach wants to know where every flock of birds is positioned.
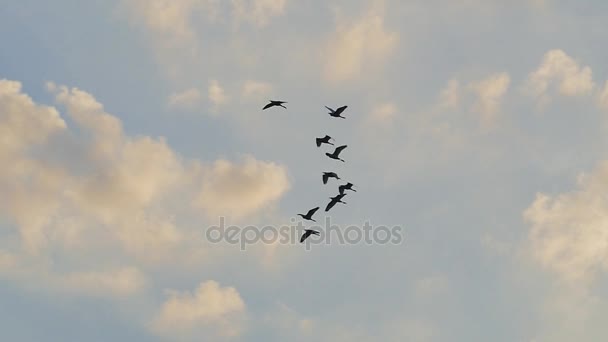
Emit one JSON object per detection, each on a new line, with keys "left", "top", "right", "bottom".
{"left": 262, "top": 100, "right": 357, "bottom": 244}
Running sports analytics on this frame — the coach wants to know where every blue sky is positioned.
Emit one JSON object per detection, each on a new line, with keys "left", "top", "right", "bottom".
{"left": 2, "top": 0, "right": 608, "bottom": 341}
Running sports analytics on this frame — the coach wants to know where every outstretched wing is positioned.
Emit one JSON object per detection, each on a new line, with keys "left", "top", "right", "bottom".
{"left": 316, "top": 138, "right": 322, "bottom": 147}
{"left": 338, "top": 185, "right": 346, "bottom": 195}
{"left": 300, "top": 230, "right": 313, "bottom": 243}
{"left": 334, "top": 145, "right": 347, "bottom": 155}
{"left": 325, "top": 106, "right": 335, "bottom": 113}
{"left": 262, "top": 102, "right": 274, "bottom": 110}
{"left": 336, "top": 105, "right": 348, "bottom": 114}
{"left": 306, "top": 207, "right": 320, "bottom": 217}
{"left": 325, "top": 198, "right": 337, "bottom": 212}
{"left": 322, "top": 173, "right": 329, "bottom": 184}
{"left": 324, "top": 135, "right": 332, "bottom": 141}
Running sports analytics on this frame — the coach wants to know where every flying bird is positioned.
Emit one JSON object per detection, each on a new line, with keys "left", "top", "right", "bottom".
{"left": 322, "top": 172, "right": 340, "bottom": 184}
{"left": 316, "top": 135, "right": 334, "bottom": 147}
{"left": 298, "top": 207, "right": 320, "bottom": 222}
{"left": 300, "top": 229, "right": 320, "bottom": 243}
{"left": 325, "top": 193, "right": 347, "bottom": 212}
{"left": 339, "top": 182, "right": 357, "bottom": 195}
{"left": 326, "top": 145, "right": 347, "bottom": 162}
{"left": 263, "top": 100, "right": 287, "bottom": 110}
{"left": 325, "top": 105, "right": 348, "bottom": 119}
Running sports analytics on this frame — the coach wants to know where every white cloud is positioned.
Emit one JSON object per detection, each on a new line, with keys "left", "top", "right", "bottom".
{"left": 523, "top": 49, "right": 595, "bottom": 105}
{"left": 469, "top": 72, "right": 510, "bottom": 126}
{"left": 242, "top": 80, "right": 274, "bottom": 100}
{"left": 122, "top": 0, "right": 215, "bottom": 42}
{"left": 369, "top": 103, "right": 397, "bottom": 123}
{"left": 209, "top": 79, "right": 229, "bottom": 112}
{"left": 168, "top": 88, "right": 202, "bottom": 110}
{"left": 323, "top": 1, "right": 398, "bottom": 83}
{"left": 152, "top": 280, "right": 247, "bottom": 339}
{"left": 0, "top": 78, "right": 291, "bottom": 297}
{"left": 524, "top": 160, "right": 608, "bottom": 284}
{"left": 597, "top": 80, "right": 608, "bottom": 110}
{"left": 195, "top": 155, "right": 290, "bottom": 220}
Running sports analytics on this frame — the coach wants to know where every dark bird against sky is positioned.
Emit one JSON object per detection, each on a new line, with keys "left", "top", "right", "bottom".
{"left": 300, "top": 229, "right": 320, "bottom": 243}
{"left": 339, "top": 182, "right": 357, "bottom": 195}
{"left": 298, "top": 207, "right": 320, "bottom": 222}
{"left": 263, "top": 100, "right": 287, "bottom": 110}
{"left": 325, "top": 193, "right": 347, "bottom": 212}
{"left": 325, "top": 105, "right": 347, "bottom": 118}
{"left": 322, "top": 172, "right": 340, "bottom": 184}
{"left": 316, "top": 135, "right": 334, "bottom": 147}
{"left": 326, "top": 145, "right": 347, "bottom": 162}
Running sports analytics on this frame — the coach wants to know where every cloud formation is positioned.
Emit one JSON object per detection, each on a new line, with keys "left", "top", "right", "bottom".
{"left": 523, "top": 49, "right": 595, "bottom": 106}
{"left": 524, "top": 161, "right": 608, "bottom": 283}
{"left": 152, "top": 280, "right": 247, "bottom": 339}
{"left": 0, "top": 78, "right": 290, "bottom": 296}
{"left": 168, "top": 88, "right": 203, "bottom": 110}
{"left": 195, "top": 155, "right": 290, "bottom": 220}
{"left": 469, "top": 72, "right": 510, "bottom": 126}
{"left": 323, "top": 1, "right": 398, "bottom": 83}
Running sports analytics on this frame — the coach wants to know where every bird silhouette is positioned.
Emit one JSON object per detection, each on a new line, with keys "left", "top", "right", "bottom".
{"left": 322, "top": 172, "right": 340, "bottom": 184}
{"left": 325, "top": 105, "right": 347, "bottom": 119}
{"left": 300, "top": 229, "right": 320, "bottom": 243}
{"left": 338, "top": 182, "right": 357, "bottom": 195}
{"left": 263, "top": 100, "right": 287, "bottom": 110}
{"left": 325, "top": 193, "right": 347, "bottom": 212}
{"left": 298, "top": 207, "right": 320, "bottom": 222}
{"left": 316, "top": 135, "right": 334, "bottom": 147}
{"left": 326, "top": 145, "right": 347, "bottom": 162}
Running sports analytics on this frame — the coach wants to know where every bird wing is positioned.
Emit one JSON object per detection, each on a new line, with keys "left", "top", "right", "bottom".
{"left": 322, "top": 173, "right": 329, "bottom": 184}
{"left": 307, "top": 207, "right": 320, "bottom": 217}
{"left": 338, "top": 185, "right": 345, "bottom": 195}
{"left": 325, "top": 198, "right": 337, "bottom": 212}
{"left": 300, "top": 230, "right": 312, "bottom": 243}
{"left": 262, "top": 103, "right": 273, "bottom": 110}
{"left": 324, "top": 135, "right": 332, "bottom": 140}
{"left": 272, "top": 100, "right": 286, "bottom": 104}
{"left": 336, "top": 105, "right": 348, "bottom": 114}
{"left": 325, "top": 106, "right": 335, "bottom": 113}
{"left": 316, "top": 138, "right": 322, "bottom": 147}
{"left": 334, "top": 145, "right": 347, "bottom": 154}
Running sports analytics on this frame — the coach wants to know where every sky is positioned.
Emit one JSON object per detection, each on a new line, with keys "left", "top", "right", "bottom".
{"left": 2, "top": 0, "right": 608, "bottom": 341}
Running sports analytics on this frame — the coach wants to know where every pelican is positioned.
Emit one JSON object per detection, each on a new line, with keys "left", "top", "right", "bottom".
{"left": 263, "top": 100, "right": 287, "bottom": 110}
{"left": 298, "top": 207, "right": 319, "bottom": 222}
{"left": 325, "top": 105, "right": 347, "bottom": 119}
{"left": 322, "top": 172, "right": 340, "bottom": 184}
{"left": 326, "top": 145, "right": 347, "bottom": 162}
{"left": 300, "top": 229, "right": 320, "bottom": 243}
{"left": 316, "top": 135, "right": 335, "bottom": 147}
{"left": 325, "top": 193, "right": 347, "bottom": 212}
